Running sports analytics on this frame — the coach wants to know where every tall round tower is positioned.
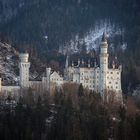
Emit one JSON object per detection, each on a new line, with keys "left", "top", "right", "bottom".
{"left": 99, "top": 33, "right": 109, "bottom": 94}
{"left": 19, "top": 53, "right": 30, "bottom": 88}
{"left": 100, "top": 33, "right": 109, "bottom": 71}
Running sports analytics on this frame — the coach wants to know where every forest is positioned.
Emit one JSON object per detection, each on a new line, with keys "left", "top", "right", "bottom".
{"left": 0, "top": 84, "right": 140, "bottom": 140}
{"left": 0, "top": 0, "right": 139, "bottom": 52}
{"left": 0, "top": 0, "right": 140, "bottom": 92}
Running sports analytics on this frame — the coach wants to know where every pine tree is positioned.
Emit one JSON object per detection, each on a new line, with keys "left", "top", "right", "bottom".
{"left": 78, "top": 84, "right": 84, "bottom": 97}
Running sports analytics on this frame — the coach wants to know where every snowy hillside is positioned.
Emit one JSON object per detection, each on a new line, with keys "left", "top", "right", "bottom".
{"left": 0, "top": 42, "right": 19, "bottom": 85}
{"left": 59, "top": 20, "right": 127, "bottom": 55}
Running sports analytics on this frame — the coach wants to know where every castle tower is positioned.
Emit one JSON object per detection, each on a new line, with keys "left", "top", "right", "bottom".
{"left": 19, "top": 53, "right": 30, "bottom": 88}
{"left": 64, "top": 55, "right": 69, "bottom": 80}
{"left": 99, "top": 33, "right": 109, "bottom": 94}
{"left": 46, "top": 67, "right": 51, "bottom": 91}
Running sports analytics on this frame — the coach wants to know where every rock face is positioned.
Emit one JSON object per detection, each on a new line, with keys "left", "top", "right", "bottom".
{"left": 0, "top": 42, "right": 19, "bottom": 85}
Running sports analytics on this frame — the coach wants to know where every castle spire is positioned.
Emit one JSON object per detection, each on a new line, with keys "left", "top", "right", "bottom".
{"left": 78, "top": 59, "right": 80, "bottom": 66}
{"left": 102, "top": 32, "right": 107, "bottom": 42}
{"left": 65, "top": 55, "right": 69, "bottom": 68}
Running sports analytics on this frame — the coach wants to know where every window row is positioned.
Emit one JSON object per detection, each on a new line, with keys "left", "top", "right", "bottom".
{"left": 109, "top": 82, "right": 118, "bottom": 84}
{"left": 108, "top": 86, "right": 118, "bottom": 89}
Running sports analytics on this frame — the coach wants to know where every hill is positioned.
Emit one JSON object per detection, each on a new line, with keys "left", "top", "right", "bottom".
{"left": 0, "top": 0, "right": 140, "bottom": 91}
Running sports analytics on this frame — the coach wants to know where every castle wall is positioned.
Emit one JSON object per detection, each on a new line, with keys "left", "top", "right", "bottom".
{"left": 29, "top": 81, "right": 43, "bottom": 92}
{"left": 106, "top": 69, "right": 122, "bottom": 92}
{"left": 1, "top": 86, "right": 20, "bottom": 97}
{"left": 79, "top": 68, "right": 95, "bottom": 90}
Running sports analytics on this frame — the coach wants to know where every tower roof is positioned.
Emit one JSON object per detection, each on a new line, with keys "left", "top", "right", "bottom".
{"left": 102, "top": 32, "right": 107, "bottom": 42}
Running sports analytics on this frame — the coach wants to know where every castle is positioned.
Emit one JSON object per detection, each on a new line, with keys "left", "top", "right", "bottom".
{"left": 0, "top": 33, "right": 122, "bottom": 101}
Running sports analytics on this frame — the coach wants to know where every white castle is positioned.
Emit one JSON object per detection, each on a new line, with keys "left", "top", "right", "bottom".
{"left": 0, "top": 33, "right": 122, "bottom": 101}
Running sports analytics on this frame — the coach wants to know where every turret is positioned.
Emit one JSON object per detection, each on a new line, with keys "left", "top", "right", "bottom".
{"left": 19, "top": 53, "right": 30, "bottom": 88}
{"left": 65, "top": 55, "right": 69, "bottom": 68}
{"left": 99, "top": 33, "right": 109, "bottom": 94}
{"left": 46, "top": 67, "right": 51, "bottom": 91}
{"left": 20, "top": 53, "right": 29, "bottom": 62}
{"left": 78, "top": 59, "right": 80, "bottom": 66}
{"left": 100, "top": 33, "right": 109, "bottom": 71}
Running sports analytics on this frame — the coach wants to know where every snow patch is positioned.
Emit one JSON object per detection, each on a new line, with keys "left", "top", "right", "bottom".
{"left": 59, "top": 20, "right": 126, "bottom": 54}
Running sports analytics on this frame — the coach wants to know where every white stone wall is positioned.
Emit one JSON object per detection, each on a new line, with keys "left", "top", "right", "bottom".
{"left": 1, "top": 86, "right": 20, "bottom": 92}
{"left": 79, "top": 68, "right": 95, "bottom": 90}
{"left": 72, "top": 68, "right": 80, "bottom": 83}
{"left": 1, "top": 86, "right": 20, "bottom": 97}
{"left": 66, "top": 67, "right": 75, "bottom": 81}
{"left": 29, "top": 81, "right": 43, "bottom": 91}
{"left": 50, "top": 71, "right": 63, "bottom": 86}
{"left": 46, "top": 68, "right": 51, "bottom": 91}
{"left": 65, "top": 66, "right": 122, "bottom": 94}
{"left": 106, "top": 69, "right": 122, "bottom": 92}
{"left": 42, "top": 77, "right": 48, "bottom": 91}
{"left": 94, "top": 68, "right": 100, "bottom": 92}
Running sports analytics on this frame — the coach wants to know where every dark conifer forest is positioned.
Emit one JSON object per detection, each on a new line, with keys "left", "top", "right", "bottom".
{"left": 0, "top": 0, "right": 139, "bottom": 52}
{"left": 0, "top": 0, "right": 140, "bottom": 91}
{"left": 0, "top": 86, "right": 140, "bottom": 140}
